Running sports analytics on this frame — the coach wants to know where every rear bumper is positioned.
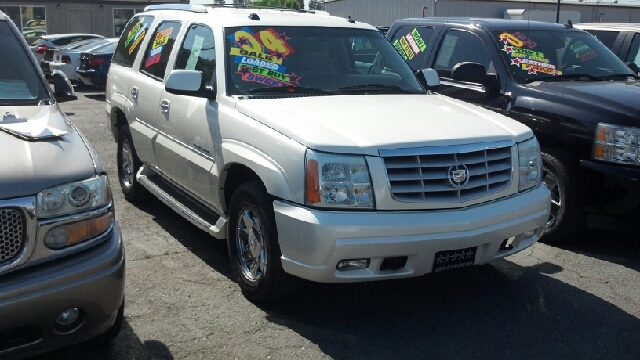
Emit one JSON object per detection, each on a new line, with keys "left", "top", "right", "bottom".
{"left": 0, "top": 223, "right": 125, "bottom": 359}
{"left": 49, "top": 62, "right": 78, "bottom": 81}
{"left": 275, "top": 184, "right": 550, "bottom": 283}
{"left": 77, "top": 69, "right": 106, "bottom": 87}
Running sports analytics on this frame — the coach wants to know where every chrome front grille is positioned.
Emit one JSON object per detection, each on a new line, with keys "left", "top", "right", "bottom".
{"left": 381, "top": 142, "right": 513, "bottom": 203}
{"left": 0, "top": 208, "right": 25, "bottom": 265}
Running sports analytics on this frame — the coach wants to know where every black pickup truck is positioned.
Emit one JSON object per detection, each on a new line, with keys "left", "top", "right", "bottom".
{"left": 385, "top": 18, "right": 640, "bottom": 243}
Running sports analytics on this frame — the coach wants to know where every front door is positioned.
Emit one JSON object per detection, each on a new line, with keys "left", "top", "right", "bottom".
{"left": 158, "top": 23, "right": 220, "bottom": 208}
{"left": 430, "top": 28, "right": 505, "bottom": 108}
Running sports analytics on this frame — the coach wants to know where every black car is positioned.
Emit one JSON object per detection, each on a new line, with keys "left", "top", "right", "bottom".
{"left": 575, "top": 23, "right": 640, "bottom": 73}
{"left": 386, "top": 18, "right": 640, "bottom": 243}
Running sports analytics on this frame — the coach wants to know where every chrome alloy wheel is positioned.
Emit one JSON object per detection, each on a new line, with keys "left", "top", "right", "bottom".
{"left": 543, "top": 165, "right": 562, "bottom": 229}
{"left": 120, "top": 139, "right": 135, "bottom": 190}
{"left": 235, "top": 207, "right": 267, "bottom": 283}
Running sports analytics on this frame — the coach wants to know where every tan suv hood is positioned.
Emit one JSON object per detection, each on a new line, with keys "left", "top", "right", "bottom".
{"left": 236, "top": 94, "right": 533, "bottom": 155}
{"left": 0, "top": 105, "right": 97, "bottom": 199}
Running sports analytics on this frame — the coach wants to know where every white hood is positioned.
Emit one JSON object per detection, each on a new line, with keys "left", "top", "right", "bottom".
{"left": 236, "top": 94, "right": 533, "bottom": 155}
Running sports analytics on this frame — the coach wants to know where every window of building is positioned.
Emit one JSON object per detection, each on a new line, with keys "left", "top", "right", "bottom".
{"left": 113, "top": 8, "right": 142, "bottom": 37}
{"left": 0, "top": 5, "right": 47, "bottom": 42}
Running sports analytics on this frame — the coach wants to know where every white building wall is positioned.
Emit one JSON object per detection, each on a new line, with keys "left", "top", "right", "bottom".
{"left": 325, "top": 0, "right": 640, "bottom": 27}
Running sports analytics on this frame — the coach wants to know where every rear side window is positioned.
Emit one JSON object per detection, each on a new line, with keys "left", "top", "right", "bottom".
{"left": 389, "top": 26, "right": 435, "bottom": 69}
{"left": 583, "top": 30, "right": 619, "bottom": 50}
{"left": 175, "top": 24, "right": 216, "bottom": 86}
{"left": 113, "top": 15, "right": 154, "bottom": 67}
{"left": 52, "top": 36, "right": 93, "bottom": 46}
{"left": 627, "top": 34, "right": 640, "bottom": 70}
{"left": 140, "top": 21, "right": 181, "bottom": 80}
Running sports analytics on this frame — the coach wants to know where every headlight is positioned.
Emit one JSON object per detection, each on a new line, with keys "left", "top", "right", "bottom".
{"left": 517, "top": 137, "right": 542, "bottom": 192}
{"left": 593, "top": 123, "right": 640, "bottom": 165}
{"left": 37, "top": 175, "right": 111, "bottom": 218}
{"left": 305, "top": 149, "right": 375, "bottom": 209}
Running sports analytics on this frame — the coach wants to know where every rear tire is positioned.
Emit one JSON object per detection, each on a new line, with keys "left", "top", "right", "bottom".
{"left": 540, "top": 149, "right": 585, "bottom": 244}
{"left": 117, "top": 127, "right": 147, "bottom": 202}
{"left": 227, "top": 181, "right": 298, "bottom": 303}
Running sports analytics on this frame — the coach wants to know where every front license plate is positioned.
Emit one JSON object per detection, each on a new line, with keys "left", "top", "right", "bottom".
{"left": 432, "top": 247, "right": 477, "bottom": 273}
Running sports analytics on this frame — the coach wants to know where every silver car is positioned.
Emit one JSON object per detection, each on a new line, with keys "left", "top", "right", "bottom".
{"left": 0, "top": 11, "right": 124, "bottom": 359}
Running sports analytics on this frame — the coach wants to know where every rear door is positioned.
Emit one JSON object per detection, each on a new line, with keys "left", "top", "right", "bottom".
{"left": 109, "top": 15, "right": 156, "bottom": 165}
{"left": 138, "top": 20, "right": 184, "bottom": 174}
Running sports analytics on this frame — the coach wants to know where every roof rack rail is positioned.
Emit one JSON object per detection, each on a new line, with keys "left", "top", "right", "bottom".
{"left": 192, "top": 3, "right": 323, "bottom": 14}
{"left": 143, "top": 4, "right": 208, "bottom": 13}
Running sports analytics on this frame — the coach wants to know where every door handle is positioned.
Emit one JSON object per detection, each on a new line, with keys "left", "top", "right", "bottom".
{"left": 130, "top": 87, "right": 138, "bottom": 100}
{"left": 160, "top": 99, "right": 170, "bottom": 114}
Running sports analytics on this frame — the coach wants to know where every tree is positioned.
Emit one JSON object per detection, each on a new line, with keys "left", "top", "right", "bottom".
{"left": 250, "top": 0, "right": 300, "bottom": 9}
{"left": 308, "top": 0, "right": 325, "bottom": 10}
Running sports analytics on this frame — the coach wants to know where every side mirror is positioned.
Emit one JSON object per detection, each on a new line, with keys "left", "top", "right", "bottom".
{"left": 165, "top": 69, "right": 216, "bottom": 99}
{"left": 52, "top": 70, "right": 77, "bottom": 103}
{"left": 451, "top": 62, "right": 487, "bottom": 84}
{"left": 626, "top": 62, "right": 639, "bottom": 75}
{"left": 416, "top": 68, "right": 440, "bottom": 90}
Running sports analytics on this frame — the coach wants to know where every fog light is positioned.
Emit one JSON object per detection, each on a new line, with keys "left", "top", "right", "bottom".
{"left": 524, "top": 229, "right": 537, "bottom": 237}
{"left": 336, "top": 259, "right": 370, "bottom": 271}
{"left": 55, "top": 308, "right": 79, "bottom": 326}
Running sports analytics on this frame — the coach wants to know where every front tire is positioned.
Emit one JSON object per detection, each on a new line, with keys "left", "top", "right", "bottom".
{"left": 541, "top": 149, "right": 585, "bottom": 244}
{"left": 227, "top": 181, "right": 297, "bottom": 303}
{"left": 117, "top": 127, "right": 147, "bottom": 202}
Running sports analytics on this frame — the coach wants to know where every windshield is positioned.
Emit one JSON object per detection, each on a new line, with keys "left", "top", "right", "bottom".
{"left": 491, "top": 29, "right": 635, "bottom": 84}
{"left": 225, "top": 26, "right": 425, "bottom": 96}
{"left": 0, "top": 21, "right": 49, "bottom": 104}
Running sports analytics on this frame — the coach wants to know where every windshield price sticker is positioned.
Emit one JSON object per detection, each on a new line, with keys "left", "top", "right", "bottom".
{"left": 229, "top": 27, "right": 299, "bottom": 87}
{"left": 146, "top": 27, "right": 173, "bottom": 67}
{"left": 500, "top": 32, "right": 560, "bottom": 76}
{"left": 125, "top": 20, "right": 147, "bottom": 55}
{"left": 570, "top": 41, "right": 597, "bottom": 62}
{"left": 393, "top": 28, "right": 427, "bottom": 60}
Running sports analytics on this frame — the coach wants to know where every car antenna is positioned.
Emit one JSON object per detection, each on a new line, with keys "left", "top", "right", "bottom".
{"left": 564, "top": 19, "right": 573, "bottom": 28}
{"left": 347, "top": 15, "right": 355, "bottom": 24}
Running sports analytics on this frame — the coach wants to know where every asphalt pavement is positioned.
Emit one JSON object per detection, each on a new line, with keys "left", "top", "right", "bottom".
{"left": 28, "top": 87, "right": 640, "bottom": 360}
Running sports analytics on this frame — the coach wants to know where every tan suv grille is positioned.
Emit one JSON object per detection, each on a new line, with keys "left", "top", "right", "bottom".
{"left": 380, "top": 142, "right": 513, "bottom": 203}
{"left": 0, "top": 208, "right": 25, "bottom": 264}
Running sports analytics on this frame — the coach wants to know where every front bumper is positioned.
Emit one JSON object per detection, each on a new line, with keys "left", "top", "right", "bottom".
{"left": 581, "top": 159, "right": 640, "bottom": 221}
{"left": 0, "top": 223, "right": 125, "bottom": 359}
{"left": 275, "top": 185, "right": 550, "bottom": 283}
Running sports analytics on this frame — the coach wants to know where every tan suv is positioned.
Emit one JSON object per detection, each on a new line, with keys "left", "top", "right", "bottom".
{"left": 0, "top": 11, "right": 124, "bottom": 359}
{"left": 106, "top": 3, "right": 549, "bottom": 303}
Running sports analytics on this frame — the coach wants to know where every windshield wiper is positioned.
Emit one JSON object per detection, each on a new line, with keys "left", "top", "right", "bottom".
{"left": 596, "top": 73, "right": 639, "bottom": 81}
{"left": 337, "top": 84, "right": 422, "bottom": 94}
{"left": 248, "top": 85, "right": 336, "bottom": 95}
{"left": 524, "top": 73, "right": 603, "bottom": 84}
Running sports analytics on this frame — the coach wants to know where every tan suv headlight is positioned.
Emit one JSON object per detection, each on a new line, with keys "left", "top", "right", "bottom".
{"left": 594, "top": 123, "right": 640, "bottom": 165}
{"left": 37, "top": 175, "right": 112, "bottom": 218}
{"left": 305, "top": 149, "right": 375, "bottom": 209}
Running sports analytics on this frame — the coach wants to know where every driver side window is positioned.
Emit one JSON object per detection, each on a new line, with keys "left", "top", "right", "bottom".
{"left": 175, "top": 23, "right": 216, "bottom": 87}
{"left": 434, "top": 30, "right": 492, "bottom": 78}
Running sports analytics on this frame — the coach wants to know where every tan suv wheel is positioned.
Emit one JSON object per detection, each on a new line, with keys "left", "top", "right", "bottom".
{"left": 117, "top": 127, "right": 147, "bottom": 202}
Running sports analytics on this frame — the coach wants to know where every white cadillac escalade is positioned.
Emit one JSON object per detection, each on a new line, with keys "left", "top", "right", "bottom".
{"left": 106, "top": 3, "right": 550, "bottom": 303}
